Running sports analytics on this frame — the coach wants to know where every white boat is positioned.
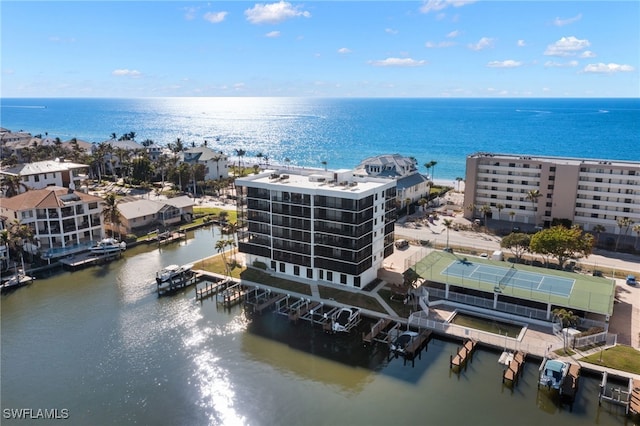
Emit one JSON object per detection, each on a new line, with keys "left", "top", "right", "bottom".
{"left": 331, "top": 307, "right": 360, "bottom": 333}
{"left": 538, "top": 358, "right": 569, "bottom": 390}
{"left": 1, "top": 273, "right": 35, "bottom": 293}
{"left": 90, "top": 238, "right": 126, "bottom": 254}
{"left": 390, "top": 330, "right": 419, "bottom": 354}
{"left": 155, "top": 263, "right": 193, "bottom": 283}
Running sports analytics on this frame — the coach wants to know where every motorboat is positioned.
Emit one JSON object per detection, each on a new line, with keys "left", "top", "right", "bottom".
{"left": 156, "top": 263, "right": 193, "bottom": 283}
{"left": 1, "top": 273, "right": 35, "bottom": 293}
{"left": 538, "top": 358, "right": 569, "bottom": 390}
{"left": 90, "top": 238, "right": 126, "bottom": 254}
{"left": 390, "top": 330, "right": 419, "bottom": 354}
{"left": 331, "top": 307, "right": 360, "bottom": 333}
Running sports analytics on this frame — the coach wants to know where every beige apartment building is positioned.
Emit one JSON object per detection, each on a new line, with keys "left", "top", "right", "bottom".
{"left": 464, "top": 153, "right": 640, "bottom": 244}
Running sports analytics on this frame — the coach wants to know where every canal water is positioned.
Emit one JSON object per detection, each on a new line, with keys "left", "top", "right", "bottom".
{"left": 0, "top": 227, "right": 634, "bottom": 425}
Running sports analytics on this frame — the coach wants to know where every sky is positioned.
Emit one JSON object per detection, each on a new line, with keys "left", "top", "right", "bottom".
{"left": 1, "top": 1, "right": 639, "bottom": 98}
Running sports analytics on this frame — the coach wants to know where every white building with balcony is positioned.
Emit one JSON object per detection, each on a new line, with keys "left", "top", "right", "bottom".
{"left": 0, "top": 187, "right": 104, "bottom": 260}
{"left": 235, "top": 168, "right": 397, "bottom": 289}
{"left": 0, "top": 159, "right": 89, "bottom": 194}
{"left": 464, "top": 153, "right": 640, "bottom": 242}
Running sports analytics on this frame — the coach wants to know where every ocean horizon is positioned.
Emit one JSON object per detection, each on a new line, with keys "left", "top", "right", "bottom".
{"left": 1, "top": 97, "right": 639, "bottom": 181}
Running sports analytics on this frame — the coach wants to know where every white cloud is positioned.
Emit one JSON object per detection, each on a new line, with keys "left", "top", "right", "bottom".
{"left": 111, "top": 69, "right": 142, "bottom": 77}
{"left": 544, "top": 36, "right": 590, "bottom": 57}
{"left": 544, "top": 60, "right": 579, "bottom": 68}
{"left": 425, "top": 41, "right": 456, "bottom": 48}
{"left": 487, "top": 60, "right": 522, "bottom": 68}
{"left": 265, "top": 31, "right": 281, "bottom": 38}
{"left": 368, "top": 57, "right": 426, "bottom": 67}
{"left": 338, "top": 47, "right": 352, "bottom": 54}
{"left": 583, "top": 63, "right": 635, "bottom": 73}
{"left": 204, "top": 11, "right": 227, "bottom": 24}
{"left": 517, "top": 40, "right": 526, "bottom": 47}
{"left": 419, "top": 0, "right": 476, "bottom": 14}
{"left": 183, "top": 7, "right": 198, "bottom": 20}
{"left": 553, "top": 13, "right": 582, "bottom": 27}
{"left": 245, "top": 1, "right": 311, "bottom": 24}
{"left": 446, "top": 30, "right": 460, "bottom": 38}
{"left": 385, "top": 28, "right": 399, "bottom": 35}
{"left": 580, "top": 50, "right": 596, "bottom": 58}
{"left": 468, "top": 37, "right": 494, "bottom": 51}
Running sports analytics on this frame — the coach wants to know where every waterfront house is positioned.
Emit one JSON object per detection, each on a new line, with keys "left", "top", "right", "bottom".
{"left": 0, "top": 159, "right": 90, "bottom": 194}
{"left": 235, "top": 168, "right": 397, "bottom": 289}
{"left": 0, "top": 186, "right": 104, "bottom": 260}
{"left": 353, "top": 154, "right": 432, "bottom": 209}
{"left": 114, "top": 195, "right": 195, "bottom": 235}
{"left": 181, "top": 147, "right": 229, "bottom": 181}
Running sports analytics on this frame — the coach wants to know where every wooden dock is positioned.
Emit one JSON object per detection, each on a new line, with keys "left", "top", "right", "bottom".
{"left": 559, "top": 363, "right": 581, "bottom": 411}
{"left": 157, "top": 271, "right": 197, "bottom": 297}
{"left": 216, "top": 283, "right": 247, "bottom": 308}
{"left": 59, "top": 251, "right": 123, "bottom": 270}
{"left": 288, "top": 300, "right": 320, "bottom": 323}
{"left": 450, "top": 339, "right": 477, "bottom": 370}
{"left": 502, "top": 351, "right": 526, "bottom": 386}
{"left": 362, "top": 318, "right": 393, "bottom": 345}
{"left": 195, "top": 279, "right": 231, "bottom": 301}
{"left": 252, "top": 293, "right": 288, "bottom": 315}
{"left": 630, "top": 379, "right": 640, "bottom": 415}
{"left": 401, "top": 329, "right": 433, "bottom": 367}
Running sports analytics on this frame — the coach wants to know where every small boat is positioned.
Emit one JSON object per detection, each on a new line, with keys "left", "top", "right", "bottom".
{"left": 1, "top": 273, "right": 35, "bottom": 293}
{"left": 90, "top": 238, "right": 126, "bottom": 254}
{"left": 331, "top": 307, "right": 360, "bottom": 333}
{"left": 538, "top": 358, "right": 569, "bottom": 390}
{"left": 390, "top": 330, "right": 419, "bottom": 354}
{"left": 155, "top": 263, "right": 193, "bottom": 283}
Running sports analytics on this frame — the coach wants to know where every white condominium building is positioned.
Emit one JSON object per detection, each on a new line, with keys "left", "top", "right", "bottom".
{"left": 464, "top": 153, "right": 640, "bottom": 235}
{"left": 235, "top": 169, "right": 397, "bottom": 289}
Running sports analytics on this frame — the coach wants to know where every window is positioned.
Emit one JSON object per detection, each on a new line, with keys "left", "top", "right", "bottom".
{"left": 354, "top": 277, "right": 361, "bottom": 288}
{"left": 340, "top": 274, "right": 347, "bottom": 284}
{"left": 307, "top": 268, "right": 313, "bottom": 279}
{"left": 327, "top": 271, "right": 333, "bottom": 281}
{"left": 279, "top": 262, "right": 285, "bottom": 273}
{"left": 293, "top": 265, "right": 300, "bottom": 276}
{"left": 271, "top": 261, "right": 276, "bottom": 270}
{"left": 319, "top": 270, "right": 324, "bottom": 280}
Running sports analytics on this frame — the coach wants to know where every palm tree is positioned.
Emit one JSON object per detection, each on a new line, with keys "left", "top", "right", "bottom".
{"left": 508, "top": 211, "right": 516, "bottom": 222}
{"left": 633, "top": 224, "right": 640, "bottom": 250}
{"left": 1, "top": 174, "right": 28, "bottom": 197}
{"left": 592, "top": 224, "right": 606, "bottom": 246}
{"left": 417, "top": 198, "right": 428, "bottom": 212}
{"left": 455, "top": 177, "right": 464, "bottom": 192}
{"left": 526, "top": 189, "right": 542, "bottom": 225}
{"left": 285, "top": 157, "right": 291, "bottom": 169}
{"left": 321, "top": 160, "right": 327, "bottom": 171}
{"left": 615, "top": 217, "right": 634, "bottom": 251}
{"left": 495, "top": 203, "right": 504, "bottom": 220}
{"left": 479, "top": 204, "right": 492, "bottom": 231}
{"left": 466, "top": 203, "right": 476, "bottom": 219}
{"left": 234, "top": 149, "right": 247, "bottom": 175}
{"left": 443, "top": 218, "right": 454, "bottom": 249}
{"left": 102, "top": 193, "right": 122, "bottom": 239}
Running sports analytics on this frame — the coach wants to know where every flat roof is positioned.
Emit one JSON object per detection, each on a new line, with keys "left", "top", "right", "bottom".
{"left": 413, "top": 251, "right": 615, "bottom": 316}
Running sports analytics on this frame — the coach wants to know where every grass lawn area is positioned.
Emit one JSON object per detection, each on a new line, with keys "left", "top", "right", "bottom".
{"left": 239, "top": 268, "right": 312, "bottom": 296}
{"left": 318, "top": 286, "right": 386, "bottom": 314}
{"left": 194, "top": 207, "right": 238, "bottom": 223}
{"left": 581, "top": 345, "right": 640, "bottom": 375}
{"left": 193, "top": 254, "right": 245, "bottom": 279}
{"left": 378, "top": 288, "right": 412, "bottom": 318}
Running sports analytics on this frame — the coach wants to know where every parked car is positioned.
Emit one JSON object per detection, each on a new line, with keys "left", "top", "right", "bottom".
{"left": 626, "top": 275, "right": 637, "bottom": 286}
{"left": 395, "top": 239, "right": 409, "bottom": 249}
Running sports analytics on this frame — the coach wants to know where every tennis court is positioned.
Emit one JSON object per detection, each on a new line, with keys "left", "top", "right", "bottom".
{"left": 442, "top": 260, "right": 575, "bottom": 297}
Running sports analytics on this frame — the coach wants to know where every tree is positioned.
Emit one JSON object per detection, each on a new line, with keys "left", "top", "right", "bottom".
{"left": 501, "top": 233, "right": 531, "bottom": 264}
{"left": 495, "top": 203, "right": 504, "bottom": 220}
{"left": 423, "top": 160, "right": 437, "bottom": 180}
{"left": 591, "top": 224, "right": 606, "bottom": 246}
{"left": 1, "top": 174, "right": 28, "bottom": 197}
{"left": 479, "top": 204, "right": 492, "bottom": 231}
{"left": 526, "top": 189, "right": 542, "bottom": 224}
{"left": 417, "top": 197, "right": 428, "bottom": 212}
{"left": 466, "top": 203, "right": 476, "bottom": 219}
{"left": 615, "top": 217, "right": 634, "bottom": 251}
{"left": 102, "top": 193, "right": 122, "bottom": 239}
{"left": 321, "top": 160, "right": 327, "bottom": 171}
{"left": 443, "top": 218, "right": 454, "bottom": 249}
{"left": 552, "top": 308, "right": 579, "bottom": 352}
{"left": 234, "top": 149, "right": 247, "bottom": 175}
{"left": 633, "top": 224, "right": 640, "bottom": 250}
{"left": 529, "top": 225, "right": 594, "bottom": 269}
{"left": 455, "top": 177, "right": 464, "bottom": 192}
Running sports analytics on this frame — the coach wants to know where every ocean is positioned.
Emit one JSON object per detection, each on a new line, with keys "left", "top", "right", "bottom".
{"left": 1, "top": 97, "right": 639, "bottom": 182}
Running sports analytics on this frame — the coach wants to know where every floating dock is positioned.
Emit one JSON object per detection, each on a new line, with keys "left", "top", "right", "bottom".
{"left": 450, "top": 339, "right": 477, "bottom": 370}
{"left": 502, "top": 351, "right": 526, "bottom": 386}
{"left": 59, "top": 251, "right": 123, "bottom": 270}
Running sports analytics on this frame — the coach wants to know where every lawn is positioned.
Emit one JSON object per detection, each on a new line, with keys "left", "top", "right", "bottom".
{"left": 318, "top": 286, "right": 386, "bottom": 314}
{"left": 581, "top": 345, "right": 640, "bottom": 375}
